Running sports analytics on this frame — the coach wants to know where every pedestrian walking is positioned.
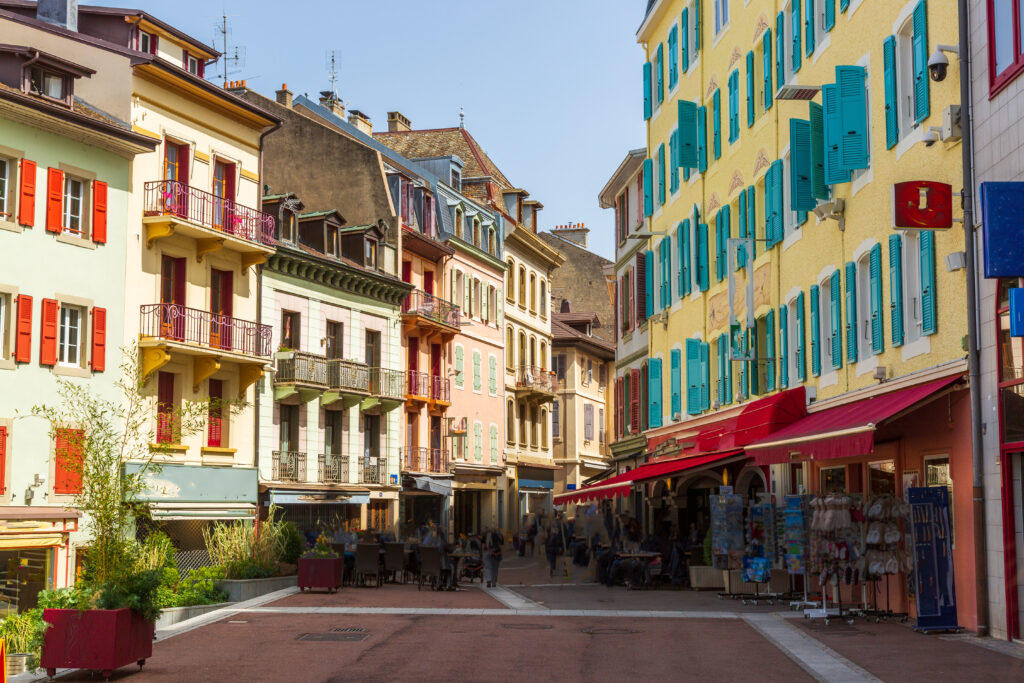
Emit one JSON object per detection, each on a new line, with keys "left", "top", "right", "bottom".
{"left": 546, "top": 513, "right": 569, "bottom": 578}
{"left": 483, "top": 526, "right": 504, "bottom": 587}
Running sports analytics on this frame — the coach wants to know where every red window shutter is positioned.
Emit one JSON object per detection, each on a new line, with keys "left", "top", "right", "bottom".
{"left": 157, "top": 371, "right": 175, "bottom": 443}
{"left": 635, "top": 252, "right": 647, "bottom": 322}
{"left": 90, "top": 307, "right": 106, "bottom": 372}
{"left": 92, "top": 180, "right": 107, "bottom": 244}
{"left": 14, "top": 295, "right": 32, "bottom": 363}
{"left": 40, "top": 298, "right": 58, "bottom": 366}
{"left": 46, "top": 168, "right": 63, "bottom": 233}
{"left": 207, "top": 379, "right": 223, "bottom": 447}
{"left": 0, "top": 425, "right": 7, "bottom": 495}
{"left": 54, "top": 427, "right": 84, "bottom": 495}
{"left": 18, "top": 159, "right": 36, "bottom": 227}
{"left": 629, "top": 369, "right": 640, "bottom": 434}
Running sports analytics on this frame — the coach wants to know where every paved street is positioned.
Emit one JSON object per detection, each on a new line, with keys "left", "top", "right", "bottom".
{"left": 47, "top": 554, "right": 1024, "bottom": 682}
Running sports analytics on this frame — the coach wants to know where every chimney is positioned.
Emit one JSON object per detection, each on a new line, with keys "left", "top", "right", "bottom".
{"left": 348, "top": 109, "right": 372, "bottom": 135}
{"left": 275, "top": 83, "right": 293, "bottom": 108}
{"left": 387, "top": 111, "right": 411, "bottom": 133}
{"left": 37, "top": 0, "right": 78, "bottom": 30}
{"left": 552, "top": 222, "right": 590, "bottom": 248}
{"left": 319, "top": 91, "right": 345, "bottom": 118}
{"left": 225, "top": 79, "right": 248, "bottom": 93}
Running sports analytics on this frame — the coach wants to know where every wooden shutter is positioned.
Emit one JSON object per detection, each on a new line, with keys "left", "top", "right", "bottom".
{"left": 792, "top": 0, "right": 802, "bottom": 73}
{"left": 90, "top": 306, "right": 106, "bottom": 372}
{"left": 473, "top": 351, "right": 481, "bottom": 391}
{"left": 889, "top": 234, "right": 905, "bottom": 346}
{"left": 14, "top": 294, "right": 32, "bottom": 363}
{"left": 92, "top": 180, "right": 107, "bottom": 244}
{"left": 18, "top": 159, "right": 36, "bottom": 227}
{"left": 836, "top": 66, "right": 869, "bottom": 171}
{"left": 766, "top": 309, "right": 776, "bottom": 392}
{"left": 614, "top": 377, "right": 622, "bottom": 438}
{"left": 805, "top": 0, "right": 815, "bottom": 56}
{"left": 770, "top": 160, "right": 785, "bottom": 245}
{"left": 54, "top": 427, "right": 84, "bottom": 495}
{"left": 727, "top": 71, "right": 738, "bottom": 142}
{"left": 643, "top": 158, "right": 654, "bottom": 217}
{"left": 644, "top": 250, "right": 654, "bottom": 320}
{"left": 657, "top": 143, "right": 666, "bottom": 205}
{"left": 629, "top": 369, "right": 640, "bottom": 434}
{"left": 677, "top": 101, "right": 698, "bottom": 169}
{"left": 699, "top": 341, "right": 710, "bottom": 411}
{"left": 796, "top": 291, "right": 807, "bottom": 381}
{"left": 790, "top": 118, "right": 814, "bottom": 211}
{"left": 208, "top": 379, "right": 223, "bottom": 447}
{"left": 845, "top": 262, "right": 858, "bottom": 362}
{"left": 46, "top": 167, "right": 63, "bottom": 233}
{"left": 822, "top": 84, "right": 851, "bottom": 185}
{"left": 648, "top": 358, "right": 663, "bottom": 428}
{"left": 912, "top": 0, "right": 930, "bottom": 124}
{"left": 40, "top": 298, "right": 58, "bottom": 366}
{"left": 680, "top": 219, "right": 691, "bottom": 297}
{"left": 489, "top": 356, "right": 497, "bottom": 394}
{"left": 775, "top": 12, "right": 785, "bottom": 87}
{"left": 712, "top": 89, "right": 721, "bottom": 159}
{"left": 697, "top": 105, "right": 708, "bottom": 173}
{"left": 921, "top": 230, "right": 937, "bottom": 335}
{"left": 809, "top": 102, "right": 828, "bottom": 200}
{"left": 696, "top": 222, "right": 709, "bottom": 291}
{"left": 656, "top": 43, "right": 664, "bottom": 104}
{"left": 841, "top": 0, "right": 849, "bottom": 11}
{"left": 668, "top": 25, "right": 677, "bottom": 88}
{"left": 746, "top": 51, "right": 755, "bottom": 128}
{"left": 830, "top": 270, "right": 842, "bottom": 369}
{"left": 870, "top": 243, "right": 884, "bottom": 353}
{"left": 825, "top": 0, "right": 835, "bottom": 30}
{"left": 454, "top": 345, "right": 463, "bottom": 388}
{"left": 685, "top": 339, "right": 701, "bottom": 415}
{"left": 763, "top": 29, "right": 773, "bottom": 111}
{"left": 0, "top": 425, "right": 7, "bottom": 494}
{"left": 883, "top": 36, "right": 899, "bottom": 149}
{"left": 810, "top": 285, "right": 821, "bottom": 376}
{"left": 779, "top": 305, "right": 789, "bottom": 388}
{"left": 737, "top": 190, "right": 748, "bottom": 269}
{"left": 681, "top": 8, "right": 690, "bottom": 70}
{"left": 643, "top": 61, "right": 652, "bottom": 120}
{"left": 670, "top": 348, "right": 682, "bottom": 417}
{"left": 746, "top": 185, "right": 757, "bottom": 260}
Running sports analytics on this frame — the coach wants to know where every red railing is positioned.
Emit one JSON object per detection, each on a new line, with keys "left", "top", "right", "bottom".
{"left": 144, "top": 180, "right": 276, "bottom": 246}
{"left": 140, "top": 303, "right": 272, "bottom": 357}
{"left": 401, "top": 290, "right": 460, "bottom": 329}
{"left": 405, "top": 446, "right": 449, "bottom": 474}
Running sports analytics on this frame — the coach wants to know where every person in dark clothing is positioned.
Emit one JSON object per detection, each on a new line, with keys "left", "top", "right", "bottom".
{"left": 545, "top": 514, "right": 568, "bottom": 577}
{"left": 483, "top": 527, "right": 504, "bottom": 587}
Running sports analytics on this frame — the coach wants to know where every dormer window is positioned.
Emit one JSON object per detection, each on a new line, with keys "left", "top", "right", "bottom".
{"left": 279, "top": 210, "right": 296, "bottom": 243}
{"left": 451, "top": 169, "right": 461, "bottom": 190}
{"left": 29, "top": 66, "right": 66, "bottom": 100}
{"left": 472, "top": 218, "right": 481, "bottom": 248}
{"left": 184, "top": 52, "right": 203, "bottom": 77}
{"left": 325, "top": 224, "right": 338, "bottom": 257}
{"left": 137, "top": 30, "right": 157, "bottom": 55}
{"left": 364, "top": 238, "right": 378, "bottom": 268}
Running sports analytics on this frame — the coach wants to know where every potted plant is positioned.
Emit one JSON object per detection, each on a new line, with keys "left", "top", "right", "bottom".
{"left": 297, "top": 533, "right": 343, "bottom": 593}
{"left": 0, "top": 608, "right": 49, "bottom": 676}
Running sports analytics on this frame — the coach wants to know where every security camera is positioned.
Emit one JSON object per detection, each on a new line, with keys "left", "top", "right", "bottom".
{"left": 928, "top": 49, "right": 949, "bottom": 82}
{"left": 922, "top": 129, "right": 940, "bottom": 147}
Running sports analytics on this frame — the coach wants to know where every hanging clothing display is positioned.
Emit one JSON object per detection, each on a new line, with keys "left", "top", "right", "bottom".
{"left": 710, "top": 492, "right": 744, "bottom": 570}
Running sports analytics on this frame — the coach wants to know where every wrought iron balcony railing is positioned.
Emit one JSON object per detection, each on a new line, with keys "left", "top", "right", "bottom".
{"left": 140, "top": 303, "right": 273, "bottom": 357}
{"left": 516, "top": 364, "right": 556, "bottom": 394}
{"left": 370, "top": 367, "right": 405, "bottom": 400}
{"left": 144, "top": 180, "right": 275, "bottom": 246}
{"left": 359, "top": 461, "right": 383, "bottom": 485}
{"left": 404, "top": 447, "right": 449, "bottom": 474}
{"left": 272, "top": 450, "right": 305, "bottom": 482}
{"left": 401, "top": 290, "right": 460, "bottom": 329}
{"left": 327, "top": 359, "right": 370, "bottom": 393}
{"left": 319, "top": 453, "right": 350, "bottom": 484}
{"left": 430, "top": 375, "right": 450, "bottom": 402}
{"left": 406, "top": 370, "right": 429, "bottom": 397}
{"left": 276, "top": 351, "right": 328, "bottom": 385}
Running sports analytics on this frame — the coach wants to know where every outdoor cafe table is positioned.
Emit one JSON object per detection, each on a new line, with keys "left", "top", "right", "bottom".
{"left": 615, "top": 551, "right": 661, "bottom": 589}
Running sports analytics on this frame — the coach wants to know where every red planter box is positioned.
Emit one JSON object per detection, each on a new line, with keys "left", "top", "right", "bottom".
{"left": 41, "top": 608, "right": 154, "bottom": 679}
{"left": 297, "top": 556, "right": 344, "bottom": 592}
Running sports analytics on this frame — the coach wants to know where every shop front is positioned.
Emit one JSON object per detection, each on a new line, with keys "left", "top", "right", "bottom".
{"left": 0, "top": 509, "right": 79, "bottom": 612}
{"left": 450, "top": 463, "right": 502, "bottom": 537}
{"left": 399, "top": 474, "right": 451, "bottom": 537}
{"left": 516, "top": 464, "right": 556, "bottom": 528}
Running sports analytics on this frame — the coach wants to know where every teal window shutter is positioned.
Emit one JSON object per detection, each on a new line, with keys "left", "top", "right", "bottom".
{"left": 766, "top": 309, "right": 776, "bottom": 392}
{"left": 714, "top": 211, "right": 723, "bottom": 281}
{"left": 830, "top": 270, "right": 842, "bottom": 369}
{"left": 643, "top": 62, "right": 652, "bottom": 120}
{"left": 746, "top": 51, "right": 755, "bottom": 127}
{"left": 763, "top": 28, "right": 774, "bottom": 111}
{"left": 697, "top": 105, "right": 708, "bottom": 172}
{"left": 455, "top": 345, "right": 464, "bottom": 388}
{"left": 796, "top": 291, "right": 807, "bottom": 381}
{"left": 790, "top": 118, "right": 815, "bottom": 211}
{"left": 728, "top": 71, "right": 739, "bottom": 143}
{"left": 694, "top": 0, "right": 702, "bottom": 51}
{"left": 670, "top": 130, "right": 680, "bottom": 193}
{"left": 792, "top": 0, "right": 802, "bottom": 73}
{"left": 678, "top": 100, "right": 699, "bottom": 168}
{"left": 697, "top": 222, "right": 709, "bottom": 291}
{"left": 770, "top": 159, "right": 784, "bottom": 245}
{"left": 489, "top": 355, "right": 497, "bottom": 394}
{"left": 921, "top": 230, "right": 937, "bottom": 335}
{"left": 870, "top": 243, "right": 884, "bottom": 354}
{"left": 805, "top": 0, "right": 815, "bottom": 57}
{"left": 810, "top": 284, "right": 821, "bottom": 376}
{"left": 763, "top": 166, "right": 775, "bottom": 248}
{"left": 668, "top": 26, "right": 678, "bottom": 89}
{"left": 712, "top": 89, "right": 721, "bottom": 159}
{"left": 679, "top": 220, "right": 690, "bottom": 297}
{"left": 737, "top": 189, "right": 748, "bottom": 268}
{"left": 681, "top": 9, "right": 690, "bottom": 70}
{"left": 779, "top": 304, "right": 790, "bottom": 388}
{"left": 740, "top": 329, "right": 750, "bottom": 398}
{"left": 912, "top": 0, "right": 930, "bottom": 123}
{"left": 809, "top": 101, "right": 828, "bottom": 199}
{"left": 845, "top": 261, "right": 858, "bottom": 362}
{"left": 747, "top": 185, "right": 757, "bottom": 260}
{"left": 657, "top": 143, "right": 666, "bottom": 205}
{"left": 825, "top": 0, "right": 835, "bottom": 31}
{"left": 643, "top": 158, "right": 654, "bottom": 216}
{"left": 656, "top": 43, "right": 664, "bottom": 105}
{"left": 670, "top": 348, "right": 682, "bottom": 416}
{"left": 841, "top": 0, "right": 849, "bottom": 11}
{"left": 700, "top": 341, "right": 710, "bottom": 410}
{"left": 883, "top": 36, "right": 899, "bottom": 149}
{"left": 725, "top": 335, "right": 733, "bottom": 404}
{"left": 776, "top": 13, "right": 785, "bottom": 87}
{"left": 835, "top": 65, "right": 869, "bottom": 171}
{"left": 645, "top": 249, "right": 655, "bottom": 320}
{"left": 648, "top": 358, "right": 663, "bottom": 428}
{"left": 717, "top": 334, "right": 726, "bottom": 405}
{"left": 822, "top": 84, "right": 851, "bottom": 185}
{"left": 686, "top": 339, "right": 701, "bottom": 414}
{"left": 889, "top": 234, "right": 905, "bottom": 347}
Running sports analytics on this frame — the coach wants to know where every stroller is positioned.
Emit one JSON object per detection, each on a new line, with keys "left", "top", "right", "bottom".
{"left": 459, "top": 536, "right": 484, "bottom": 583}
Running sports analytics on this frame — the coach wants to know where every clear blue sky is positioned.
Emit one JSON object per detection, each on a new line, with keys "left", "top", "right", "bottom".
{"left": 101, "top": 0, "right": 646, "bottom": 260}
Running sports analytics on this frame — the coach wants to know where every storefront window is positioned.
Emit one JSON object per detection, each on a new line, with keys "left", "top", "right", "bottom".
{"left": 925, "top": 455, "right": 953, "bottom": 546}
{"left": 868, "top": 461, "right": 896, "bottom": 495}
{"left": 998, "top": 278, "right": 1024, "bottom": 444}
{"left": 0, "top": 548, "right": 54, "bottom": 613}
{"left": 819, "top": 466, "right": 846, "bottom": 493}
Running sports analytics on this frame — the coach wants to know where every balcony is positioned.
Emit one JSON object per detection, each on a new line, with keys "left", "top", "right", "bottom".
{"left": 515, "top": 364, "right": 556, "bottom": 403}
{"left": 361, "top": 367, "right": 406, "bottom": 412}
{"left": 272, "top": 450, "right": 306, "bottom": 482}
{"left": 404, "top": 371, "right": 450, "bottom": 411}
{"left": 138, "top": 303, "right": 272, "bottom": 392}
{"left": 321, "top": 359, "right": 370, "bottom": 410}
{"left": 274, "top": 351, "right": 328, "bottom": 404}
{"left": 404, "top": 447, "right": 450, "bottom": 474}
{"left": 318, "top": 453, "right": 351, "bottom": 484}
{"left": 142, "top": 180, "right": 276, "bottom": 268}
{"left": 401, "top": 290, "right": 460, "bottom": 339}
{"left": 359, "top": 461, "right": 384, "bottom": 485}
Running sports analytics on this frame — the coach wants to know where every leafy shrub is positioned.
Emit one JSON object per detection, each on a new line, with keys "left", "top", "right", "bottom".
{"left": 156, "top": 566, "right": 227, "bottom": 608}
{"left": 38, "top": 586, "right": 94, "bottom": 612}
{"left": 95, "top": 569, "right": 164, "bottom": 623}
{"left": 280, "top": 522, "right": 305, "bottom": 565}
{"left": 0, "top": 608, "right": 49, "bottom": 665}
{"left": 203, "top": 507, "right": 291, "bottom": 579}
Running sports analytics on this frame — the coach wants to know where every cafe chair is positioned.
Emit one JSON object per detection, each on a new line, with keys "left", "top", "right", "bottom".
{"left": 418, "top": 545, "right": 442, "bottom": 591}
{"left": 354, "top": 544, "right": 382, "bottom": 588}
{"left": 383, "top": 543, "right": 407, "bottom": 583}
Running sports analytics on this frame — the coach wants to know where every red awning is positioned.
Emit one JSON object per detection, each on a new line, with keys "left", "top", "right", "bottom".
{"left": 692, "top": 387, "right": 806, "bottom": 453}
{"left": 746, "top": 375, "right": 963, "bottom": 465}
{"left": 554, "top": 450, "right": 744, "bottom": 505}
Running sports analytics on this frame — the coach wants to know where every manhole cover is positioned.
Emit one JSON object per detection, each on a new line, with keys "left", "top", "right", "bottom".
{"left": 580, "top": 627, "right": 641, "bottom": 635}
{"left": 297, "top": 633, "right": 369, "bottom": 642}
{"left": 501, "top": 623, "right": 554, "bottom": 630}
{"left": 331, "top": 627, "right": 367, "bottom": 633}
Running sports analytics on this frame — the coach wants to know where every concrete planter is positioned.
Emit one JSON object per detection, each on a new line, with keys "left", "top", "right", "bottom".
{"left": 155, "top": 601, "right": 235, "bottom": 629}
{"left": 688, "top": 565, "right": 724, "bottom": 589}
{"left": 216, "top": 575, "right": 297, "bottom": 602}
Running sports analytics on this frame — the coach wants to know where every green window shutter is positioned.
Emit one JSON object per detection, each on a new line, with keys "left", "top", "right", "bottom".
{"left": 678, "top": 100, "right": 699, "bottom": 168}
{"left": 830, "top": 270, "right": 843, "bottom": 369}
{"left": 763, "top": 29, "right": 774, "bottom": 111}
{"left": 883, "top": 36, "right": 899, "bottom": 149}
{"left": 670, "top": 348, "right": 682, "bottom": 416}
{"left": 770, "top": 159, "right": 784, "bottom": 245}
{"left": 746, "top": 51, "right": 755, "bottom": 128}
{"left": 643, "top": 158, "right": 654, "bottom": 216}
{"left": 643, "top": 61, "right": 652, "bottom": 120}
{"left": 712, "top": 89, "right": 721, "bottom": 159}
{"left": 825, "top": 0, "right": 835, "bottom": 31}
{"left": 776, "top": 12, "right": 785, "bottom": 87}
{"left": 686, "top": 339, "right": 701, "bottom": 414}
{"left": 699, "top": 341, "right": 710, "bottom": 410}
{"left": 656, "top": 43, "right": 664, "bottom": 104}
{"left": 679, "top": 220, "right": 690, "bottom": 297}
{"left": 792, "top": 0, "right": 802, "bottom": 73}
{"left": 921, "top": 230, "right": 937, "bottom": 335}
{"left": 845, "top": 261, "right": 858, "bottom": 362}
{"left": 473, "top": 350, "right": 481, "bottom": 391}
{"left": 737, "top": 189, "right": 748, "bottom": 269}
{"left": 822, "top": 84, "right": 852, "bottom": 185}
{"left": 836, "top": 65, "right": 869, "bottom": 171}
{"left": 790, "top": 118, "right": 815, "bottom": 211}
{"left": 668, "top": 26, "right": 678, "bottom": 89}
{"left": 455, "top": 346, "right": 464, "bottom": 388}
{"left": 490, "top": 425, "right": 498, "bottom": 460}
{"left": 645, "top": 250, "right": 655, "bottom": 319}
{"left": 728, "top": 71, "right": 739, "bottom": 143}
{"left": 796, "top": 291, "right": 807, "bottom": 381}
{"left": 657, "top": 143, "right": 666, "bottom": 205}
{"left": 697, "top": 105, "right": 708, "bottom": 172}
{"left": 766, "top": 309, "right": 776, "bottom": 392}
{"left": 747, "top": 185, "right": 757, "bottom": 260}
{"left": 648, "top": 358, "right": 663, "bottom": 428}
{"left": 889, "top": 234, "right": 905, "bottom": 347}
{"left": 697, "top": 222, "right": 709, "bottom": 291}
{"left": 809, "top": 101, "right": 828, "bottom": 200}
{"left": 763, "top": 166, "right": 775, "bottom": 248}
{"left": 474, "top": 423, "right": 482, "bottom": 460}
{"left": 810, "top": 284, "right": 821, "bottom": 376}
{"left": 805, "top": 0, "right": 815, "bottom": 56}
{"left": 779, "top": 304, "right": 790, "bottom": 388}
{"left": 670, "top": 130, "right": 680, "bottom": 193}
{"left": 912, "top": 0, "right": 930, "bottom": 123}
{"left": 489, "top": 355, "right": 497, "bottom": 394}
{"left": 870, "top": 243, "right": 884, "bottom": 354}
{"left": 681, "top": 9, "right": 690, "bottom": 70}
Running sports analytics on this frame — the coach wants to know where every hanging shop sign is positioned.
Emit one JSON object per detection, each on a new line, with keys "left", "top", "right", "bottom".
{"left": 907, "top": 486, "right": 960, "bottom": 633}
{"left": 892, "top": 181, "right": 953, "bottom": 229}
{"left": 980, "top": 182, "right": 1024, "bottom": 277}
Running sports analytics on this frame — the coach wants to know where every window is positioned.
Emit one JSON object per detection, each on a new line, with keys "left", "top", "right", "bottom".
{"left": 529, "top": 273, "right": 537, "bottom": 313}
{"left": 898, "top": 231, "right": 923, "bottom": 345}
{"left": 28, "top": 66, "right": 66, "bottom": 100}
{"left": 518, "top": 267, "right": 526, "bottom": 307}
{"left": 506, "top": 259, "right": 515, "bottom": 301}
{"left": 156, "top": 371, "right": 176, "bottom": 444}
{"left": 488, "top": 228, "right": 496, "bottom": 255}
{"left": 818, "top": 274, "right": 835, "bottom": 371}
{"left": 54, "top": 427, "right": 84, "bottom": 495}
{"left": 0, "top": 157, "right": 9, "bottom": 221}
{"left": 473, "top": 218, "right": 481, "bottom": 247}
{"left": 58, "top": 304, "right": 84, "bottom": 367}
{"left": 895, "top": 12, "right": 925, "bottom": 139}
{"left": 998, "top": 279, "right": 1024, "bottom": 442}
{"left": 925, "top": 455, "right": 953, "bottom": 544}
{"left": 137, "top": 30, "right": 157, "bottom": 54}
{"left": 451, "top": 168, "right": 461, "bottom": 190}
{"left": 781, "top": 3, "right": 797, "bottom": 83}
{"left": 587, "top": 359, "right": 594, "bottom": 385}
{"left": 989, "top": 0, "right": 1024, "bottom": 92}
{"left": 856, "top": 255, "right": 873, "bottom": 361}
{"left": 506, "top": 326, "right": 514, "bottom": 368}
{"left": 207, "top": 379, "right": 224, "bottom": 447}
{"left": 507, "top": 399, "right": 515, "bottom": 443}
{"left": 540, "top": 340, "right": 547, "bottom": 369}
{"left": 539, "top": 406, "right": 547, "bottom": 449}
{"left": 820, "top": 465, "right": 846, "bottom": 493}
{"left": 0, "top": 293, "right": 8, "bottom": 361}
{"left": 518, "top": 401, "right": 527, "bottom": 445}
{"left": 714, "top": 0, "right": 730, "bottom": 36}
{"left": 539, "top": 280, "right": 547, "bottom": 318}
{"left": 325, "top": 321, "right": 343, "bottom": 359}
{"left": 62, "top": 175, "right": 84, "bottom": 235}
{"left": 554, "top": 353, "right": 566, "bottom": 381}
{"left": 599, "top": 408, "right": 606, "bottom": 445}
{"left": 787, "top": 297, "right": 801, "bottom": 383}
{"left": 552, "top": 400, "right": 560, "bottom": 439}
{"left": 364, "top": 238, "right": 377, "bottom": 268}
{"left": 584, "top": 403, "right": 594, "bottom": 441}
{"left": 279, "top": 210, "right": 296, "bottom": 243}
{"left": 281, "top": 311, "right": 300, "bottom": 350}
{"left": 184, "top": 52, "right": 203, "bottom": 77}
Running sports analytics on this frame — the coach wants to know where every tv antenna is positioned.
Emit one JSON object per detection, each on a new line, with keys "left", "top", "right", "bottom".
{"left": 325, "top": 50, "right": 342, "bottom": 100}
{"left": 214, "top": 14, "right": 246, "bottom": 83}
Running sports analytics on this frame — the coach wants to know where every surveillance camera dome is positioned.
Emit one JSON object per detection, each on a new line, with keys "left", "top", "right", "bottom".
{"left": 928, "top": 49, "right": 949, "bottom": 82}
{"left": 922, "top": 130, "right": 940, "bottom": 147}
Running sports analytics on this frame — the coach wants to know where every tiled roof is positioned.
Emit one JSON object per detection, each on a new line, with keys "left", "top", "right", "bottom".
{"left": 551, "top": 316, "right": 615, "bottom": 356}
{"left": 373, "top": 127, "right": 514, "bottom": 189}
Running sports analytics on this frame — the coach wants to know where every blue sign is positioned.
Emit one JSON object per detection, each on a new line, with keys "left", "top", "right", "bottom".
{"left": 980, "top": 182, "right": 1024, "bottom": 277}
{"left": 907, "top": 486, "right": 960, "bottom": 632}
{"left": 1011, "top": 289, "right": 1024, "bottom": 337}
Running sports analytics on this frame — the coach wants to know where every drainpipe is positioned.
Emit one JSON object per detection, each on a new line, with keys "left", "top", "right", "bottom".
{"left": 956, "top": 0, "right": 988, "bottom": 638}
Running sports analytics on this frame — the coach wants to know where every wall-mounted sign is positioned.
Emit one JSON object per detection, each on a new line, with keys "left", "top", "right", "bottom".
{"left": 892, "top": 181, "right": 953, "bottom": 229}
{"left": 980, "top": 182, "right": 1024, "bottom": 278}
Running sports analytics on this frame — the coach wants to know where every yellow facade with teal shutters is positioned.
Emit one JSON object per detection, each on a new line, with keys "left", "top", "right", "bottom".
{"left": 636, "top": 0, "right": 965, "bottom": 432}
